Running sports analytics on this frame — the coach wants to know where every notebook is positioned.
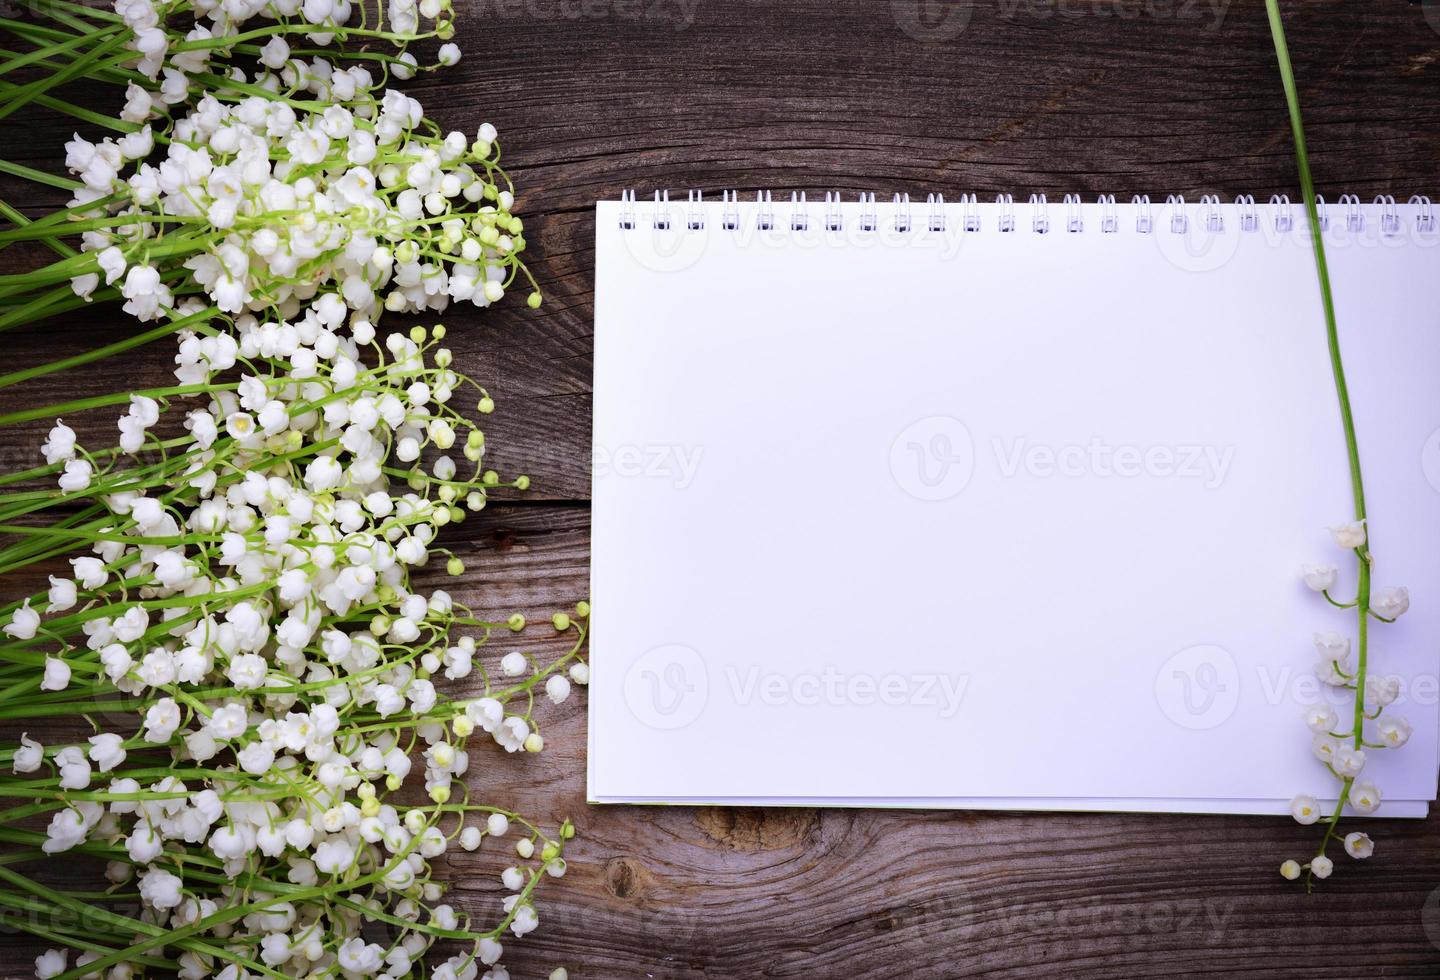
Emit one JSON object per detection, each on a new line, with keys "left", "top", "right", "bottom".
{"left": 588, "top": 192, "right": 1440, "bottom": 817}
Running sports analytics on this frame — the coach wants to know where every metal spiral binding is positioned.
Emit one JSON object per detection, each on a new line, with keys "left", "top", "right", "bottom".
{"left": 721, "top": 190, "right": 739, "bottom": 230}
{"left": 789, "top": 192, "right": 809, "bottom": 232}
{"left": 1339, "top": 193, "right": 1362, "bottom": 232}
{"left": 1029, "top": 194, "right": 1049, "bottom": 234}
{"left": 1236, "top": 194, "right": 1258, "bottom": 232}
{"left": 1133, "top": 195, "right": 1153, "bottom": 233}
{"left": 615, "top": 189, "right": 1436, "bottom": 235}
{"left": 1200, "top": 195, "right": 1223, "bottom": 232}
{"left": 996, "top": 194, "right": 1015, "bottom": 233}
{"left": 927, "top": 194, "right": 946, "bottom": 232}
{"left": 1166, "top": 195, "right": 1188, "bottom": 234}
{"left": 858, "top": 192, "right": 877, "bottom": 231}
{"left": 1099, "top": 194, "right": 1117, "bottom": 233}
{"left": 1270, "top": 195, "right": 1293, "bottom": 233}
{"left": 961, "top": 193, "right": 980, "bottom": 232}
{"left": 1376, "top": 195, "right": 1399, "bottom": 235}
{"left": 893, "top": 193, "right": 912, "bottom": 233}
{"left": 1411, "top": 195, "right": 1435, "bottom": 233}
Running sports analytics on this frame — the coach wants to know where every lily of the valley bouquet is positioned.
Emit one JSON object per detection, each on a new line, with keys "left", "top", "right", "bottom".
{"left": 0, "top": 0, "right": 586, "bottom": 976}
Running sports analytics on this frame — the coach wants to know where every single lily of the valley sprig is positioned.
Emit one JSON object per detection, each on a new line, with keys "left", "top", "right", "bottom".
{"left": 1289, "top": 521, "right": 1411, "bottom": 886}
{"left": 1266, "top": 0, "right": 1412, "bottom": 889}
{"left": 0, "top": 318, "right": 591, "bottom": 979}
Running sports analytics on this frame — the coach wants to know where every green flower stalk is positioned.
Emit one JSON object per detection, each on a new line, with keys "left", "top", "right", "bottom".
{"left": 0, "top": 318, "right": 590, "bottom": 978}
{"left": 0, "top": 0, "right": 586, "bottom": 975}
{"left": 1265, "top": 0, "right": 1411, "bottom": 887}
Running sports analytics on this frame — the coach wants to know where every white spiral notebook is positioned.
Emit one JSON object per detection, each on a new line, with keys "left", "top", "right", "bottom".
{"left": 588, "top": 191, "right": 1440, "bottom": 816}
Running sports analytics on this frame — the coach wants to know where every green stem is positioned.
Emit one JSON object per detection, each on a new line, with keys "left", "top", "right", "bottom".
{"left": 1265, "top": 0, "right": 1372, "bottom": 888}
{"left": 0, "top": 158, "right": 80, "bottom": 191}
{"left": 0, "top": 306, "right": 218, "bottom": 391}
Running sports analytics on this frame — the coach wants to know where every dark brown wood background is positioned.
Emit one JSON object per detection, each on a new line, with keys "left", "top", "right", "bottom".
{"left": 4, "top": 0, "right": 1440, "bottom": 976}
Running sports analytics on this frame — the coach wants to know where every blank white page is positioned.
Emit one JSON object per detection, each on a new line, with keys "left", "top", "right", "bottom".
{"left": 589, "top": 197, "right": 1440, "bottom": 815}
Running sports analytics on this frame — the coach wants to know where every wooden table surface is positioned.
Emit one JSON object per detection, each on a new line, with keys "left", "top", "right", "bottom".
{"left": 4, "top": 0, "right": 1440, "bottom": 976}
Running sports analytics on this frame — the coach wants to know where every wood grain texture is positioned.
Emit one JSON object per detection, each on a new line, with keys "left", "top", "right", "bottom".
{"left": 4, "top": 0, "right": 1440, "bottom": 976}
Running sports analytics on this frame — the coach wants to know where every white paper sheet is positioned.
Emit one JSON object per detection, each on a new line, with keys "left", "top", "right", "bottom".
{"left": 589, "top": 198, "right": 1440, "bottom": 816}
